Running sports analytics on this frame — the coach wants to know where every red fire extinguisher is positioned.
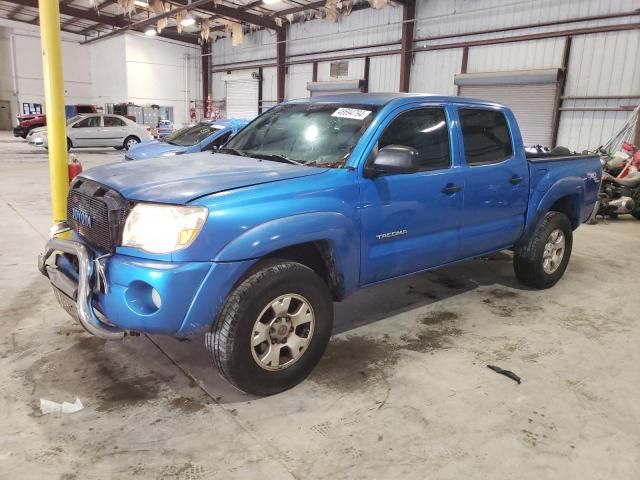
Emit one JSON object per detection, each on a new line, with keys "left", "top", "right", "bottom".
{"left": 68, "top": 154, "right": 82, "bottom": 182}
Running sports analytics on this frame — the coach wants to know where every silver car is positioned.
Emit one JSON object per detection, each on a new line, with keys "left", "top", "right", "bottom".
{"left": 29, "top": 114, "right": 153, "bottom": 151}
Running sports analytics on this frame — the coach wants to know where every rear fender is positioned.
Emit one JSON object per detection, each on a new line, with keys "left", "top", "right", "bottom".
{"left": 521, "top": 178, "right": 584, "bottom": 244}
{"left": 215, "top": 212, "right": 360, "bottom": 296}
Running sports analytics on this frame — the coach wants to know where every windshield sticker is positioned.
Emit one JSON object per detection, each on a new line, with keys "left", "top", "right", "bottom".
{"left": 331, "top": 108, "right": 372, "bottom": 120}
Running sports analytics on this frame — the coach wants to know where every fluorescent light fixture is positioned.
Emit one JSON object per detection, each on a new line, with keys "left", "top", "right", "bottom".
{"left": 181, "top": 14, "right": 196, "bottom": 27}
{"left": 263, "top": 0, "right": 281, "bottom": 4}
{"left": 144, "top": 26, "right": 157, "bottom": 36}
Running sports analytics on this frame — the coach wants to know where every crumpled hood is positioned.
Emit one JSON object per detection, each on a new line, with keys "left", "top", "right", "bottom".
{"left": 126, "top": 140, "right": 183, "bottom": 159}
{"left": 79, "top": 152, "right": 328, "bottom": 204}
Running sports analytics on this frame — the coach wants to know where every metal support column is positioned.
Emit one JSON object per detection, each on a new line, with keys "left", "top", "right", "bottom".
{"left": 276, "top": 28, "right": 286, "bottom": 103}
{"left": 39, "top": 0, "right": 68, "bottom": 227}
{"left": 551, "top": 36, "right": 572, "bottom": 147}
{"left": 399, "top": 0, "right": 415, "bottom": 93}
{"left": 202, "top": 41, "right": 211, "bottom": 118}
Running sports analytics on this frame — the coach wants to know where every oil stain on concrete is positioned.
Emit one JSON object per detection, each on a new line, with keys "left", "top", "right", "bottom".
{"left": 310, "top": 309, "right": 463, "bottom": 392}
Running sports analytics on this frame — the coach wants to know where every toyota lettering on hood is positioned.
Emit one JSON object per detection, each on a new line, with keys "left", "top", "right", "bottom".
{"left": 78, "top": 152, "right": 329, "bottom": 204}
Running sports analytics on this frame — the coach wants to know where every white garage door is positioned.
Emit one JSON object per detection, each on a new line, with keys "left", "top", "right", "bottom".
{"left": 225, "top": 77, "right": 259, "bottom": 119}
{"left": 307, "top": 80, "right": 365, "bottom": 97}
{"left": 455, "top": 69, "right": 561, "bottom": 147}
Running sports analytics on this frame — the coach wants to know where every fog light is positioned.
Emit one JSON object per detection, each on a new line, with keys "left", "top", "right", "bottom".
{"left": 151, "top": 288, "right": 162, "bottom": 309}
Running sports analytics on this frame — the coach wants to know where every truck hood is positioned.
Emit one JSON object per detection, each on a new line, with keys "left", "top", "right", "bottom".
{"left": 126, "top": 140, "right": 184, "bottom": 160}
{"left": 79, "top": 152, "right": 329, "bottom": 204}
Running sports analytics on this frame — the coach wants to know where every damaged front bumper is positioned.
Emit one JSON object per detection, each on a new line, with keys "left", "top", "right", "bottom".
{"left": 38, "top": 236, "right": 127, "bottom": 340}
{"left": 38, "top": 231, "right": 255, "bottom": 339}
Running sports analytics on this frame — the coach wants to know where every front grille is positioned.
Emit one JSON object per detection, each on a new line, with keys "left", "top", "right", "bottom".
{"left": 67, "top": 178, "right": 130, "bottom": 253}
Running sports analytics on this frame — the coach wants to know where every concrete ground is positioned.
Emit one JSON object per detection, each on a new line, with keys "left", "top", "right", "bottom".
{"left": 0, "top": 130, "right": 638, "bottom": 480}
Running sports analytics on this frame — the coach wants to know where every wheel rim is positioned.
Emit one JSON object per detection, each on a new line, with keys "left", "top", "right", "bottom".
{"left": 126, "top": 138, "right": 138, "bottom": 149}
{"left": 542, "top": 229, "right": 565, "bottom": 274}
{"left": 251, "top": 294, "right": 315, "bottom": 371}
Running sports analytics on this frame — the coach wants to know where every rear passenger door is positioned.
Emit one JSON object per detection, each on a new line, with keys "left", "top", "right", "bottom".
{"left": 456, "top": 107, "right": 529, "bottom": 257}
{"left": 102, "top": 115, "right": 128, "bottom": 147}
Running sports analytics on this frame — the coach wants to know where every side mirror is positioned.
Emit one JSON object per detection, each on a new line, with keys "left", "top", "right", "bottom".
{"left": 365, "top": 145, "right": 420, "bottom": 178}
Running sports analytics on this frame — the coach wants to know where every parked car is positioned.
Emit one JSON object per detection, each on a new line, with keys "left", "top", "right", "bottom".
{"left": 13, "top": 104, "right": 97, "bottom": 138}
{"left": 39, "top": 93, "right": 601, "bottom": 396}
{"left": 125, "top": 119, "right": 249, "bottom": 160}
{"left": 32, "top": 114, "right": 153, "bottom": 151}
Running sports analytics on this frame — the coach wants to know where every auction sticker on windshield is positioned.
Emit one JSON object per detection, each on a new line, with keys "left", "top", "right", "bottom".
{"left": 331, "top": 108, "right": 372, "bottom": 120}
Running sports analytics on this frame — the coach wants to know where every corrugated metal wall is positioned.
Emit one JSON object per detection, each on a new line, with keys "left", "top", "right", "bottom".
{"left": 210, "top": 0, "right": 639, "bottom": 150}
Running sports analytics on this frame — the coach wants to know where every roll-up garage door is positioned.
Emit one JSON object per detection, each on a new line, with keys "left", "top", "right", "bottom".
{"left": 455, "top": 69, "right": 561, "bottom": 146}
{"left": 307, "top": 80, "right": 366, "bottom": 97}
{"left": 225, "top": 75, "right": 259, "bottom": 119}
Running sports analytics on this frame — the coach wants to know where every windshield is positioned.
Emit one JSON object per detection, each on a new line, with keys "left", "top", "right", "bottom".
{"left": 223, "top": 103, "right": 380, "bottom": 168}
{"left": 167, "top": 122, "right": 224, "bottom": 146}
{"left": 66, "top": 115, "right": 83, "bottom": 126}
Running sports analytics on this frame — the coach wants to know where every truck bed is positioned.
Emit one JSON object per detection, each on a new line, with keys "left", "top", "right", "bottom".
{"left": 525, "top": 151, "right": 601, "bottom": 226}
{"left": 525, "top": 151, "right": 598, "bottom": 163}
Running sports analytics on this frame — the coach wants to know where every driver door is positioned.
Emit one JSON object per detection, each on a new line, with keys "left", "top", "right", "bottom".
{"left": 70, "top": 115, "right": 102, "bottom": 147}
{"left": 359, "top": 105, "right": 464, "bottom": 285}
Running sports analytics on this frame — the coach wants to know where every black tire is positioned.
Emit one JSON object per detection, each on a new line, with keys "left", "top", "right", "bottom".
{"left": 514, "top": 211, "right": 573, "bottom": 289}
{"left": 114, "top": 146, "right": 124, "bottom": 151}
{"left": 632, "top": 211, "right": 640, "bottom": 220}
{"left": 123, "top": 135, "right": 140, "bottom": 151}
{"left": 67, "top": 138, "right": 72, "bottom": 151}
{"left": 206, "top": 260, "right": 333, "bottom": 396}
{"left": 22, "top": 127, "right": 32, "bottom": 139}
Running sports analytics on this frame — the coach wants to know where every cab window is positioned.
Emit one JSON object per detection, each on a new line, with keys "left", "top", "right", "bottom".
{"left": 378, "top": 107, "right": 451, "bottom": 171}
{"left": 459, "top": 109, "right": 513, "bottom": 165}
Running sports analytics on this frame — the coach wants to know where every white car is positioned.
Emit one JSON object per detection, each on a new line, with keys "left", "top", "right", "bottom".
{"left": 30, "top": 114, "right": 153, "bottom": 151}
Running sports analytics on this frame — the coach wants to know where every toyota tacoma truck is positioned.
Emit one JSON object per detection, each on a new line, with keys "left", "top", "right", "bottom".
{"left": 39, "top": 94, "right": 601, "bottom": 395}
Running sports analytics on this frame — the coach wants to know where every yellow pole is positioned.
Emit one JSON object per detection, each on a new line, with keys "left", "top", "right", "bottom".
{"left": 39, "top": 0, "right": 68, "bottom": 228}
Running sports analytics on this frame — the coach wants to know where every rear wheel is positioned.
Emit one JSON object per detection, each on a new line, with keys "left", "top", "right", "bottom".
{"left": 123, "top": 135, "right": 140, "bottom": 151}
{"left": 67, "top": 138, "right": 72, "bottom": 151}
{"left": 206, "top": 260, "right": 333, "bottom": 396}
{"left": 514, "top": 211, "right": 573, "bottom": 289}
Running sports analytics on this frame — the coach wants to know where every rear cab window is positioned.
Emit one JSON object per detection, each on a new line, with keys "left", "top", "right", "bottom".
{"left": 459, "top": 108, "right": 513, "bottom": 165}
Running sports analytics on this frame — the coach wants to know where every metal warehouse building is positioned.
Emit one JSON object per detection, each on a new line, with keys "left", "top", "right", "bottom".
{"left": 1, "top": 1, "right": 639, "bottom": 479}
{"left": 210, "top": 0, "right": 639, "bottom": 150}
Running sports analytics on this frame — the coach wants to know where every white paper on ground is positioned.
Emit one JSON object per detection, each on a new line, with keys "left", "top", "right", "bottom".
{"left": 39, "top": 397, "right": 84, "bottom": 414}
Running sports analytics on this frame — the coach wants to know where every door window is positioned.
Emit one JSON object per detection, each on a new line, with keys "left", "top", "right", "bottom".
{"left": 104, "top": 116, "right": 126, "bottom": 127}
{"left": 459, "top": 109, "right": 513, "bottom": 165}
{"left": 378, "top": 107, "right": 451, "bottom": 171}
{"left": 73, "top": 116, "right": 100, "bottom": 128}
{"left": 207, "top": 131, "right": 231, "bottom": 150}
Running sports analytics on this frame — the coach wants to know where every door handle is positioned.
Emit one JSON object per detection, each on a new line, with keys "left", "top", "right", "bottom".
{"left": 510, "top": 175, "right": 524, "bottom": 185}
{"left": 442, "top": 183, "right": 462, "bottom": 194}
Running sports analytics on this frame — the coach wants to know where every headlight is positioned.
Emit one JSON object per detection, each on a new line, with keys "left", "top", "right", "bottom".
{"left": 122, "top": 203, "right": 208, "bottom": 254}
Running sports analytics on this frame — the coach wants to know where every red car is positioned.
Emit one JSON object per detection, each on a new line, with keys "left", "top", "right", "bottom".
{"left": 13, "top": 104, "right": 97, "bottom": 138}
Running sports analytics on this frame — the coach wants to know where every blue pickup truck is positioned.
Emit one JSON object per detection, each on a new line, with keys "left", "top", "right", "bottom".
{"left": 39, "top": 94, "right": 601, "bottom": 395}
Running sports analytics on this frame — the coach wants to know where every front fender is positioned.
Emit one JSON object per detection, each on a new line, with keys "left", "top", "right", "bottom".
{"left": 215, "top": 212, "right": 360, "bottom": 296}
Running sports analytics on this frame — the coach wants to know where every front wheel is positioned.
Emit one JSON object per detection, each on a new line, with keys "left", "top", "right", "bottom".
{"left": 514, "top": 211, "right": 573, "bottom": 289}
{"left": 123, "top": 135, "right": 140, "bottom": 151}
{"left": 206, "top": 260, "right": 333, "bottom": 396}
